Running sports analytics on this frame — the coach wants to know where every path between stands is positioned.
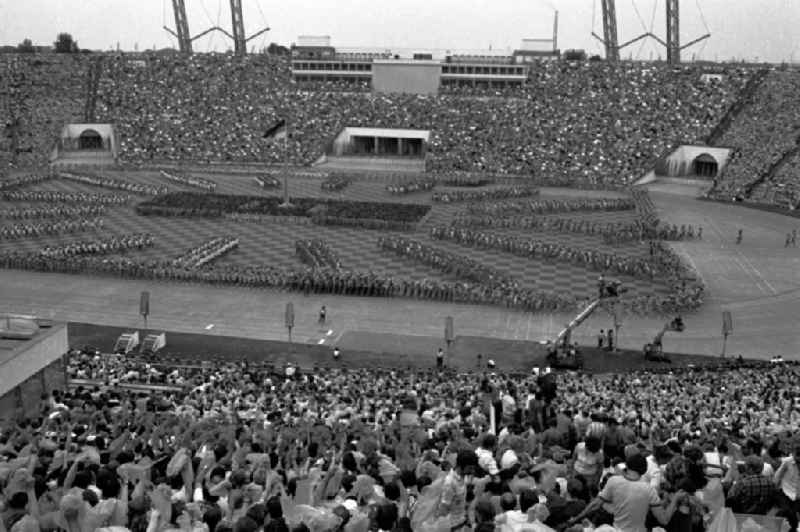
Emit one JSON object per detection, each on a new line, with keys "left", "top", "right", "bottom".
{"left": 0, "top": 182, "right": 798, "bottom": 361}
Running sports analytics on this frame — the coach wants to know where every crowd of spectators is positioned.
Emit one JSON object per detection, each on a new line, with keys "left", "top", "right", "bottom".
{"left": 0, "top": 54, "right": 88, "bottom": 168}
{"left": 711, "top": 69, "right": 800, "bottom": 204}
{"left": 763, "top": 151, "right": 800, "bottom": 210}
{"left": 2, "top": 353, "right": 799, "bottom": 532}
{"left": 90, "top": 54, "right": 749, "bottom": 187}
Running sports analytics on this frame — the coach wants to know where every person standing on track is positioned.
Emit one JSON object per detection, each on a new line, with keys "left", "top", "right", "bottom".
{"left": 318, "top": 305, "right": 327, "bottom": 326}
{"left": 436, "top": 347, "right": 445, "bottom": 369}
{"left": 736, "top": 229, "right": 743, "bottom": 245}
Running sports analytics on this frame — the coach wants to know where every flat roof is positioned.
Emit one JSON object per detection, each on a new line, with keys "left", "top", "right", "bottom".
{"left": 344, "top": 127, "right": 430, "bottom": 141}
{"left": 0, "top": 321, "right": 66, "bottom": 365}
{"left": 372, "top": 60, "right": 442, "bottom": 67}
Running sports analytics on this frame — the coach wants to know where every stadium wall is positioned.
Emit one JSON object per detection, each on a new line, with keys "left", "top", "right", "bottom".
{"left": 371, "top": 60, "right": 441, "bottom": 95}
{"left": 0, "top": 324, "right": 68, "bottom": 419}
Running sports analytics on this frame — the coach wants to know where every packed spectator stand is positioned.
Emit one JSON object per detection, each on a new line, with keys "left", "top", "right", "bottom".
{"left": 88, "top": 55, "right": 750, "bottom": 188}
{"left": 1, "top": 55, "right": 88, "bottom": 168}
{"left": 710, "top": 69, "right": 800, "bottom": 209}
{"left": 1, "top": 351, "right": 799, "bottom": 532}
{"left": 1, "top": 51, "right": 800, "bottom": 532}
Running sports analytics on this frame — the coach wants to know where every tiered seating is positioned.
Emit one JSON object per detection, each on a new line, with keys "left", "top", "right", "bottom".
{"left": 712, "top": 70, "right": 800, "bottom": 201}
{"left": 5, "top": 350, "right": 796, "bottom": 532}
{"left": 91, "top": 55, "right": 749, "bottom": 187}
{"left": 0, "top": 54, "right": 89, "bottom": 167}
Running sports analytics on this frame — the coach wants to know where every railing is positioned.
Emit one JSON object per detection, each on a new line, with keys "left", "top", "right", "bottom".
{"left": 67, "top": 379, "right": 185, "bottom": 393}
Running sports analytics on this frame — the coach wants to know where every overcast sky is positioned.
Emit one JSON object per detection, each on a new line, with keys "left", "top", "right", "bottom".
{"left": 1, "top": 0, "right": 798, "bottom": 63}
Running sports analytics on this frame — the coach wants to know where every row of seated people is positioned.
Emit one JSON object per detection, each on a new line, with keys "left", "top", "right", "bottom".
{"left": 1, "top": 351, "right": 798, "bottom": 532}
{"left": 91, "top": 53, "right": 750, "bottom": 188}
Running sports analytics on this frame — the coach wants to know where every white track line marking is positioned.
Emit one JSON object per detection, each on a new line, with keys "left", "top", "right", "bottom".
{"left": 326, "top": 330, "right": 333, "bottom": 336}
{"left": 730, "top": 256, "right": 768, "bottom": 295}
{"left": 205, "top": 324, "right": 214, "bottom": 330}
{"left": 317, "top": 338, "right": 326, "bottom": 344}
{"left": 737, "top": 252, "right": 777, "bottom": 295}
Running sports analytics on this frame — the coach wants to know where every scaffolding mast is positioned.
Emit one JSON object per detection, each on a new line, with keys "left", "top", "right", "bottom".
{"left": 226, "top": 0, "right": 270, "bottom": 56}
{"left": 163, "top": 0, "right": 270, "bottom": 56}
{"left": 666, "top": 0, "right": 680, "bottom": 64}
{"left": 650, "top": 0, "right": 711, "bottom": 64}
{"left": 552, "top": 10, "right": 559, "bottom": 52}
{"left": 164, "top": 0, "right": 192, "bottom": 54}
{"left": 600, "top": 0, "right": 619, "bottom": 61}
{"left": 592, "top": 0, "right": 650, "bottom": 62}
{"left": 230, "top": 0, "right": 247, "bottom": 55}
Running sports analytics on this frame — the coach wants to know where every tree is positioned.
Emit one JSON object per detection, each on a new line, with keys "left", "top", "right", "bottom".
{"left": 54, "top": 33, "right": 78, "bottom": 53}
{"left": 267, "top": 42, "right": 289, "bottom": 56}
{"left": 17, "top": 39, "right": 35, "bottom": 53}
{"left": 564, "top": 49, "right": 588, "bottom": 62}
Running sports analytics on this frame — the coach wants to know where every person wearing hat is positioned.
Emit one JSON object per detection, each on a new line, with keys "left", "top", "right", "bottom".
{"left": 566, "top": 453, "right": 684, "bottom": 532}
{"left": 726, "top": 455, "right": 777, "bottom": 515}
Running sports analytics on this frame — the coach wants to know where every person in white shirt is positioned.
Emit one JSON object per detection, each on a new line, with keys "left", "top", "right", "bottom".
{"left": 475, "top": 434, "right": 500, "bottom": 477}
{"left": 774, "top": 444, "right": 800, "bottom": 530}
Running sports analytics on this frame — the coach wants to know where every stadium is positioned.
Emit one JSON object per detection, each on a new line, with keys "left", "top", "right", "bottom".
{"left": 0, "top": 1, "right": 799, "bottom": 531}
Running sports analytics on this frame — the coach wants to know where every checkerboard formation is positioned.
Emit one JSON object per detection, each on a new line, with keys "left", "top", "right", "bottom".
{"left": 0, "top": 170, "right": 702, "bottom": 315}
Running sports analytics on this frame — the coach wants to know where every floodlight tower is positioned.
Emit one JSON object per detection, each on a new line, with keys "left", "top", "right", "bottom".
{"left": 600, "top": 0, "right": 620, "bottom": 61}
{"left": 165, "top": 0, "right": 192, "bottom": 54}
{"left": 592, "top": 0, "right": 650, "bottom": 62}
{"left": 228, "top": 0, "right": 270, "bottom": 56}
{"left": 666, "top": 0, "right": 680, "bottom": 64}
{"left": 230, "top": 0, "right": 247, "bottom": 55}
{"left": 650, "top": 0, "right": 710, "bottom": 64}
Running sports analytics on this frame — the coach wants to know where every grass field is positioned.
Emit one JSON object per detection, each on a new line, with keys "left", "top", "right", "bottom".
{"left": 0, "top": 170, "right": 671, "bottom": 300}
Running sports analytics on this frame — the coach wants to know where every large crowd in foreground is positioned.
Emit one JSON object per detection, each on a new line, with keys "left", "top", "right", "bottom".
{"left": 1, "top": 353, "right": 799, "bottom": 532}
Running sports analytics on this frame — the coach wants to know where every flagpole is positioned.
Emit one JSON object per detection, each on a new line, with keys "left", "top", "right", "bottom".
{"left": 280, "top": 121, "right": 291, "bottom": 208}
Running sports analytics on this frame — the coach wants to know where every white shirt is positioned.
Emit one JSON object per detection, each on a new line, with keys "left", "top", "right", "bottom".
{"left": 476, "top": 447, "right": 500, "bottom": 475}
{"left": 643, "top": 455, "right": 663, "bottom": 489}
{"left": 775, "top": 456, "right": 800, "bottom": 500}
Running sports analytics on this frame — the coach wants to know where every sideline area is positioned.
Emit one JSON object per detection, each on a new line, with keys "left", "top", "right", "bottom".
{"left": 67, "top": 322, "right": 747, "bottom": 373}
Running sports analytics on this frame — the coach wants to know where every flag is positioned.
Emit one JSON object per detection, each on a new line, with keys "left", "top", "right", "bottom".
{"left": 263, "top": 119, "right": 287, "bottom": 140}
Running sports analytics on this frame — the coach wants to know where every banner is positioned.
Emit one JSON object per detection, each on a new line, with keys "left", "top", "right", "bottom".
{"left": 444, "top": 316, "right": 454, "bottom": 342}
{"left": 722, "top": 311, "right": 733, "bottom": 336}
{"left": 285, "top": 302, "right": 295, "bottom": 329}
{"left": 139, "top": 291, "right": 149, "bottom": 318}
